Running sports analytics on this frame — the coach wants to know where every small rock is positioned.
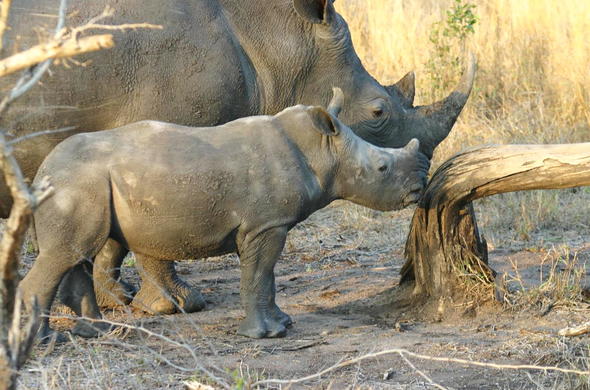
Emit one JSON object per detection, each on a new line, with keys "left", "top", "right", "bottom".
{"left": 383, "top": 368, "right": 395, "bottom": 380}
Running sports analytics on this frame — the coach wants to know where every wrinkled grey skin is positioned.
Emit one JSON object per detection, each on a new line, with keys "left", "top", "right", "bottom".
{"left": 3, "top": 0, "right": 474, "bottom": 313}
{"left": 22, "top": 93, "right": 430, "bottom": 340}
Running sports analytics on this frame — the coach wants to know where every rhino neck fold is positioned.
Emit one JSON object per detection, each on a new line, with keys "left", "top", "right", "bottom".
{"left": 274, "top": 113, "right": 338, "bottom": 208}
{"left": 218, "top": 0, "right": 314, "bottom": 115}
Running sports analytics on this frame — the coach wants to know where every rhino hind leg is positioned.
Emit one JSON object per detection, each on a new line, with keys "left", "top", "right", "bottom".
{"left": 58, "top": 260, "right": 112, "bottom": 338}
{"left": 131, "top": 256, "right": 206, "bottom": 315}
{"left": 237, "top": 227, "right": 289, "bottom": 339}
{"left": 93, "top": 239, "right": 136, "bottom": 308}
{"left": 20, "top": 176, "right": 113, "bottom": 342}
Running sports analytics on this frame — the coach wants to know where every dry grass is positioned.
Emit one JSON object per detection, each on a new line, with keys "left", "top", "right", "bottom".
{"left": 503, "top": 245, "right": 587, "bottom": 311}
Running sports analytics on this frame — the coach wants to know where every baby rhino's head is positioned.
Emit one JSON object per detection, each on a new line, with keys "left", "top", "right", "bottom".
{"left": 305, "top": 88, "right": 430, "bottom": 211}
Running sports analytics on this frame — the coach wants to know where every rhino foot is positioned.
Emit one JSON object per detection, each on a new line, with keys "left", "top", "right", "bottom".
{"left": 93, "top": 239, "right": 135, "bottom": 308}
{"left": 38, "top": 327, "right": 70, "bottom": 344}
{"left": 237, "top": 313, "right": 288, "bottom": 339}
{"left": 131, "top": 281, "right": 206, "bottom": 315}
{"left": 72, "top": 319, "right": 113, "bottom": 338}
{"left": 95, "top": 278, "right": 136, "bottom": 308}
{"left": 270, "top": 305, "right": 293, "bottom": 328}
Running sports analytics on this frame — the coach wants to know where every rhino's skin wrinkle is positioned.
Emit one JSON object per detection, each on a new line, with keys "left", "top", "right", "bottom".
{"left": 22, "top": 103, "right": 429, "bottom": 339}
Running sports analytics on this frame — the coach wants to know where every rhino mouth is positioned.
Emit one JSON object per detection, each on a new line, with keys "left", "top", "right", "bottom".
{"left": 401, "top": 183, "right": 425, "bottom": 207}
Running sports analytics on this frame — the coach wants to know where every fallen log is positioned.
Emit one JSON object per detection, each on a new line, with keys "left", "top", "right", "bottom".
{"left": 401, "top": 143, "right": 590, "bottom": 302}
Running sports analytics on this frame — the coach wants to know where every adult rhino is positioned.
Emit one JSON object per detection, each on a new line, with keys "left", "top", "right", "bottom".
{"left": 3, "top": 0, "right": 475, "bottom": 314}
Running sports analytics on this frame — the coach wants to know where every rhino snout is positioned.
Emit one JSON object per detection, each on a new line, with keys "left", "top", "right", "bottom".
{"left": 401, "top": 179, "right": 426, "bottom": 207}
{"left": 399, "top": 152, "right": 430, "bottom": 207}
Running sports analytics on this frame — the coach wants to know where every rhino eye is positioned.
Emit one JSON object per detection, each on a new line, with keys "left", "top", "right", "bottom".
{"left": 372, "top": 108, "right": 383, "bottom": 118}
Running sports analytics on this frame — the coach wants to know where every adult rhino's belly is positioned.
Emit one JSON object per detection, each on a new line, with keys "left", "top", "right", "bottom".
{"left": 110, "top": 169, "right": 239, "bottom": 260}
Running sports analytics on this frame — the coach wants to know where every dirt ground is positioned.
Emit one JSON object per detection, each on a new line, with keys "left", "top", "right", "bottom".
{"left": 17, "top": 199, "right": 590, "bottom": 389}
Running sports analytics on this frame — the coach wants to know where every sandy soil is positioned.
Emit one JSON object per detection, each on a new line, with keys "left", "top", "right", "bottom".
{"left": 17, "top": 201, "right": 590, "bottom": 389}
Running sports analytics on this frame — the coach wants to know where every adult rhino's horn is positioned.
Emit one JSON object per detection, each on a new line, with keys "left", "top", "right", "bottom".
{"left": 408, "top": 53, "right": 477, "bottom": 159}
{"left": 386, "top": 71, "right": 415, "bottom": 109}
{"left": 327, "top": 87, "right": 344, "bottom": 118}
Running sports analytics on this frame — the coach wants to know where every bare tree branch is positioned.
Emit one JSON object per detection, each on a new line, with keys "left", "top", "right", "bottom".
{"left": 559, "top": 321, "right": 590, "bottom": 337}
{"left": 0, "top": 34, "right": 114, "bottom": 78}
{"left": 6, "top": 126, "right": 76, "bottom": 145}
{"left": 0, "top": 0, "right": 11, "bottom": 53}
{"left": 398, "top": 353, "right": 448, "bottom": 390}
{"left": 252, "top": 347, "right": 590, "bottom": 387}
{"left": 0, "top": 0, "right": 69, "bottom": 118}
{"left": 0, "top": 0, "right": 161, "bottom": 116}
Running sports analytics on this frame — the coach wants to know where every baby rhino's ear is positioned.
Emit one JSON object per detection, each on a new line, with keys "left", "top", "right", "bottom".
{"left": 307, "top": 106, "right": 340, "bottom": 137}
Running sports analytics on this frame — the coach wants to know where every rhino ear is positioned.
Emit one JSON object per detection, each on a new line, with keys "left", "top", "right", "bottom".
{"left": 308, "top": 106, "right": 341, "bottom": 136}
{"left": 293, "top": 0, "right": 334, "bottom": 24}
{"left": 327, "top": 87, "right": 344, "bottom": 118}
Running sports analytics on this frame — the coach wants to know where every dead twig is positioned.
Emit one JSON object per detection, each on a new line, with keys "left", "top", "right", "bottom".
{"left": 0, "top": 34, "right": 114, "bottom": 78}
{"left": 69, "top": 5, "right": 162, "bottom": 37}
{"left": 0, "top": 0, "right": 68, "bottom": 117}
{"left": 558, "top": 322, "right": 590, "bottom": 337}
{"left": 398, "top": 353, "right": 448, "bottom": 390}
{"left": 0, "top": 1, "right": 161, "bottom": 115}
{"left": 6, "top": 126, "right": 76, "bottom": 145}
{"left": 252, "top": 347, "right": 590, "bottom": 387}
{"left": 0, "top": 0, "right": 11, "bottom": 53}
{"left": 46, "top": 314, "right": 231, "bottom": 390}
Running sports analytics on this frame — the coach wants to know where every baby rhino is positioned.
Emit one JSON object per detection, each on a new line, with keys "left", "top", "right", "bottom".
{"left": 22, "top": 89, "right": 429, "bottom": 340}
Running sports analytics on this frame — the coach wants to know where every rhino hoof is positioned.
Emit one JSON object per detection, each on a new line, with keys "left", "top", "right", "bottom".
{"left": 237, "top": 319, "right": 287, "bottom": 339}
{"left": 271, "top": 308, "right": 293, "bottom": 328}
{"left": 72, "top": 320, "right": 112, "bottom": 338}
{"left": 95, "top": 279, "right": 136, "bottom": 308}
{"left": 38, "top": 329, "right": 69, "bottom": 344}
{"left": 267, "top": 325, "right": 288, "bottom": 338}
{"left": 131, "top": 286, "right": 206, "bottom": 315}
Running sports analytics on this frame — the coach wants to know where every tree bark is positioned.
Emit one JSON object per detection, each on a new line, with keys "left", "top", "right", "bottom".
{"left": 401, "top": 143, "right": 590, "bottom": 301}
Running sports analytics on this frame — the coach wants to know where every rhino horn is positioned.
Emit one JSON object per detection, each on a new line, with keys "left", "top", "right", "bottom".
{"left": 327, "top": 87, "right": 344, "bottom": 118}
{"left": 403, "top": 138, "right": 420, "bottom": 154}
{"left": 395, "top": 54, "right": 477, "bottom": 159}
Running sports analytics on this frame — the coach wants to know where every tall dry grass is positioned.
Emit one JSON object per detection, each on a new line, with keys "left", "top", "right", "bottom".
{"left": 337, "top": 0, "right": 590, "bottom": 161}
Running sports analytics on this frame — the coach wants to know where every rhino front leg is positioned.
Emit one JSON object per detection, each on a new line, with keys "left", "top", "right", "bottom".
{"left": 93, "top": 239, "right": 136, "bottom": 308}
{"left": 131, "top": 256, "right": 206, "bottom": 314}
{"left": 238, "top": 227, "right": 289, "bottom": 339}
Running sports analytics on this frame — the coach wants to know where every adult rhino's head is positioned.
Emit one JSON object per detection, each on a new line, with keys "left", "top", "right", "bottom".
{"left": 294, "top": 88, "right": 429, "bottom": 211}
{"left": 291, "top": 0, "right": 476, "bottom": 159}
